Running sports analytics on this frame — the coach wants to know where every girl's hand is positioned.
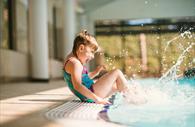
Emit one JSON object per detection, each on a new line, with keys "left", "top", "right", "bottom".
{"left": 95, "top": 65, "right": 106, "bottom": 74}
{"left": 88, "top": 65, "right": 107, "bottom": 79}
{"left": 95, "top": 96, "right": 111, "bottom": 105}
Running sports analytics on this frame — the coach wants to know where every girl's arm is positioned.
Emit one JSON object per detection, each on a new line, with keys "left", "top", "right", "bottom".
{"left": 70, "top": 60, "right": 110, "bottom": 104}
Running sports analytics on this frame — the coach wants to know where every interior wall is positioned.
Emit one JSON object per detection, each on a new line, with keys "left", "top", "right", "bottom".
{"left": 49, "top": 59, "right": 63, "bottom": 79}
{"left": 0, "top": 49, "right": 29, "bottom": 82}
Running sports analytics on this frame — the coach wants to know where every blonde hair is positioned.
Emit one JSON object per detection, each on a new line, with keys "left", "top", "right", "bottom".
{"left": 72, "top": 30, "right": 99, "bottom": 57}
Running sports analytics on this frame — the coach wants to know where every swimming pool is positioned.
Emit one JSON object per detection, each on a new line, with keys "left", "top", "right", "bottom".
{"left": 102, "top": 78, "right": 195, "bottom": 127}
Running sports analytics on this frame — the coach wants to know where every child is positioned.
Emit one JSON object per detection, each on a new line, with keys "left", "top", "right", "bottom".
{"left": 63, "top": 30, "right": 129, "bottom": 105}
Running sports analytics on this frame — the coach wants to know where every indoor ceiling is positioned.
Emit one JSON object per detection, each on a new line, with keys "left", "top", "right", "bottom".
{"left": 77, "top": 0, "right": 115, "bottom": 13}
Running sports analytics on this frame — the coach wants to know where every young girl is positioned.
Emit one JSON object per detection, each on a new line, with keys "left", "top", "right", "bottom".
{"left": 63, "top": 30, "right": 129, "bottom": 105}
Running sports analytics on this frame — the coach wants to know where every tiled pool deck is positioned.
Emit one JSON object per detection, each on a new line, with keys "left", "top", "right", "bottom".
{"left": 0, "top": 80, "right": 125, "bottom": 127}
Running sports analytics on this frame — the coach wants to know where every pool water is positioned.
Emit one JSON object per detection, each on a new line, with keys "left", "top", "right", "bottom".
{"left": 106, "top": 78, "right": 195, "bottom": 127}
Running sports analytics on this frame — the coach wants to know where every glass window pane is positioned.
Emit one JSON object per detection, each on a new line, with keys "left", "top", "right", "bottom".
{"left": 0, "top": 0, "right": 9, "bottom": 49}
{"left": 15, "top": 0, "right": 28, "bottom": 53}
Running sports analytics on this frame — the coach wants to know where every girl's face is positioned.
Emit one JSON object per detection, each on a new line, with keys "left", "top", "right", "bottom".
{"left": 77, "top": 45, "right": 95, "bottom": 64}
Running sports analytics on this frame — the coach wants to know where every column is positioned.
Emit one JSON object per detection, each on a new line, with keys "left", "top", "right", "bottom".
{"left": 140, "top": 33, "right": 148, "bottom": 72}
{"left": 88, "top": 17, "right": 96, "bottom": 71}
{"left": 29, "top": 0, "right": 49, "bottom": 80}
{"left": 63, "top": 0, "right": 76, "bottom": 57}
{"left": 0, "top": 0, "right": 2, "bottom": 45}
{"left": 79, "top": 14, "right": 87, "bottom": 30}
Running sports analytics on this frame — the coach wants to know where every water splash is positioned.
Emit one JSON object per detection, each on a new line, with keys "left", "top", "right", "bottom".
{"left": 164, "top": 35, "right": 181, "bottom": 52}
{"left": 105, "top": 56, "right": 116, "bottom": 69}
{"left": 120, "top": 39, "right": 194, "bottom": 105}
{"left": 119, "top": 49, "right": 129, "bottom": 57}
{"left": 105, "top": 26, "right": 195, "bottom": 127}
{"left": 159, "top": 43, "right": 195, "bottom": 84}
{"left": 124, "top": 40, "right": 195, "bottom": 105}
{"left": 162, "top": 29, "right": 194, "bottom": 72}
{"left": 164, "top": 29, "right": 193, "bottom": 54}
{"left": 108, "top": 77, "right": 195, "bottom": 127}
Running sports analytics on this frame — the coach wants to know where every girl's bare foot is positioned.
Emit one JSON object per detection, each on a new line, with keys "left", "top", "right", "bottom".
{"left": 122, "top": 84, "right": 147, "bottom": 105}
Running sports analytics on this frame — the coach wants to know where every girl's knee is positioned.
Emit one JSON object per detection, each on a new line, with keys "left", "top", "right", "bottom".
{"left": 112, "top": 69, "right": 122, "bottom": 75}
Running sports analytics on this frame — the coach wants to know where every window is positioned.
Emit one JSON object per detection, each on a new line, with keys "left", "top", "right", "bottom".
{"left": 0, "top": 0, "right": 9, "bottom": 49}
{"left": 0, "top": 0, "right": 16, "bottom": 50}
{"left": 95, "top": 18, "right": 195, "bottom": 78}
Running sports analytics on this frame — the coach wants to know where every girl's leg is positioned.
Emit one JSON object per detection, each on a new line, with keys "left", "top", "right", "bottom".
{"left": 92, "top": 69, "right": 128, "bottom": 98}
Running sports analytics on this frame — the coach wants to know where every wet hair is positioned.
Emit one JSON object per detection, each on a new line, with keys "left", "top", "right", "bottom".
{"left": 72, "top": 30, "right": 99, "bottom": 57}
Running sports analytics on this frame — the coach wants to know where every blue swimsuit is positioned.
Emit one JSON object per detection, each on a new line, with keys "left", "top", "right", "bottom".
{"left": 63, "top": 59, "right": 95, "bottom": 102}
